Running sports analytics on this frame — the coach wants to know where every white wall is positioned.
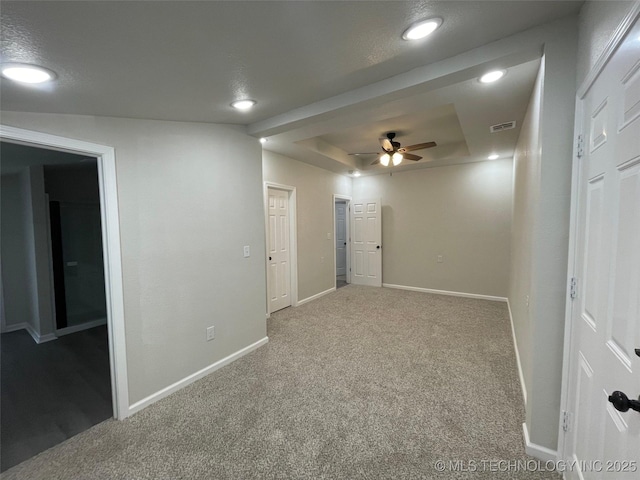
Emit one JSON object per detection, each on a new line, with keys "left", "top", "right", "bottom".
{"left": 509, "top": 16, "right": 579, "bottom": 451}
{"left": 353, "top": 160, "right": 513, "bottom": 298}
{"left": 1, "top": 112, "right": 268, "bottom": 406}
{"left": 262, "top": 150, "right": 352, "bottom": 301}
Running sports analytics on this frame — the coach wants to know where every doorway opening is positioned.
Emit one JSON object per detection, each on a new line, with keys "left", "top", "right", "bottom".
{"left": 0, "top": 142, "right": 111, "bottom": 471}
{"left": 333, "top": 195, "right": 351, "bottom": 289}
{"left": 0, "top": 125, "right": 128, "bottom": 471}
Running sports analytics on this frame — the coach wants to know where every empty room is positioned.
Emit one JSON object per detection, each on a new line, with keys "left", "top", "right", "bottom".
{"left": 1, "top": 1, "right": 638, "bottom": 479}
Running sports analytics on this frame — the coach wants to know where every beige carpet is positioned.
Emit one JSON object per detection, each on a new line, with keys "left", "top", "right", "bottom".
{"left": 2, "top": 285, "right": 558, "bottom": 479}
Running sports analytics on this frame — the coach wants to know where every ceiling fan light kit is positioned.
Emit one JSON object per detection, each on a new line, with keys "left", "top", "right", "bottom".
{"left": 351, "top": 132, "right": 437, "bottom": 167}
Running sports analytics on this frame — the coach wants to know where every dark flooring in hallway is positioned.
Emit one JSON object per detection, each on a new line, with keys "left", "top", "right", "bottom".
{"left": 1, "top": 326, "right": 112, "bottom": 471}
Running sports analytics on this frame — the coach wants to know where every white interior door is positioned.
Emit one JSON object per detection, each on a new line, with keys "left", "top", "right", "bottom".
{"left": 335, "top": 201, "right": 347, "bottom": 276}
{"left": 350, "top": 198, "right": 382, "bottom": 287}
{"left": 564, "top": 18, "right": 640, "bottom": 478}
{"left": 267, "top": 188, "right": 291, "bottom": 313}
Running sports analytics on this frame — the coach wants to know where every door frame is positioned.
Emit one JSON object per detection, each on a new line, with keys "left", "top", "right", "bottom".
{"left": 0, "top": 125, "right": 129, "bottom": 420}
{"left": 332, "top": 194, "right": 351, "bottom": 287}
{"left": 263, "top": 182, "right": 298, "bottom": 315}
{"left": 557, "top": 2, "right": 640, "bottom": 461}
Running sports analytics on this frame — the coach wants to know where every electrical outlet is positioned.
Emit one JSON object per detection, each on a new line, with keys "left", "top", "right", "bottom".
{"left": 437, "top": 255, "right": 444, "bottom": 263}
{"left": 243, "top": 245, "right": 250, "bottom": 258}
{"left": 206, "top": 326, "right": 215, "bottom": 341}
{"left": 327, "top": 232, "right": 332, "bottom": 239}
{"left": 525, "top": 295, "right": 529, "bottom": 307}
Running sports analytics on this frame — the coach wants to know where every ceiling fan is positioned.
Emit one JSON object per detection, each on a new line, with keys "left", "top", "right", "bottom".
{"left": 350, "top": 132, "right": 437, "bottom": 166}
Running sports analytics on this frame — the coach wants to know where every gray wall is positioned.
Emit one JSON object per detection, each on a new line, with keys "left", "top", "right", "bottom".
{"left": 1, "top": 112, "right": 268, "bottom": 405}
{"left": 26, "top": 165, "right": 56, "bottom": 339}
{"left": 44, "top": 163, "right": 100, "bottom": 203}
{"left": 509, "top": 18, "right": 579, "bottom": 450}
{"left": 44, "top": 163, "right": 106, "bottom": 326}
{"left": 0, "top": 166, "right": 55, "bottom": 339}
{"left": 576, "top": 0, "right": 636, "bottom": 86}
{"left": 262, "top": 150, "right": 352, "bottom": 301}
{"left": 353, "top": 160, "right": 513, "bottom": 298}
{"left": 1, "top": 173, "right": 31, "bottom": 330}
{"left": 509, "top": 61, "right": 543, "bottom": 409}
{"left": 510, "top": 3, "right": 637, "bottom": 450}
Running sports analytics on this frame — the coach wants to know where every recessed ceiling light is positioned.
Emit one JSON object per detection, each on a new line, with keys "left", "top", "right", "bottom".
{"left": 488, "top": 154, "right": 500, "bottom": 160}
{"left": 1, "top": 63, "right": 56, "bottom": 84}
{"left": 259, "top": 137, "right": 268, "bottom": 144}
{"left": 479, "top": 70, "right": 506, "bottom": 83}
{"left": 353, "top": 171, "right": 361, "bottom": 177}
{"left": 402, "top": 17, "right": 443, "bottom": 41}
{"left": 231, "top": 99, "right": 256, "bottom": 111}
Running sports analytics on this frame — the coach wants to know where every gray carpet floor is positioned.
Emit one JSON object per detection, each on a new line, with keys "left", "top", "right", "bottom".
{"left": 2, "top": 286, "right": 558, "bottom": 479}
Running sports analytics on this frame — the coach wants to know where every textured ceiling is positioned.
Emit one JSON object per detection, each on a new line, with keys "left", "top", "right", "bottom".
{"left": 0, "top": 1, "right": 582, "bottom": 125}
{"left": 0, "top": 1, "right": 584, "bottom": 176}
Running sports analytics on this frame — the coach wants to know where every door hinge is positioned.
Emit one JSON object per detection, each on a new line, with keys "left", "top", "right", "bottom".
{"left": 576, "top": 134, "right": 584, "bottom": 159}
{"left": 562, "top": 410, "right": 572, "bottom": 433}
{"left": 570, "top": 277, "right": 578, "bottom": 300}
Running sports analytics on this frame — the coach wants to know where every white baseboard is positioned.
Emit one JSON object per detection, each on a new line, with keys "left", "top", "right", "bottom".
{"left": 297, "top": 287, "right": 336, "bottom": 306}
{"left": 25, "top": 323, "right": 57, "bottom": 344}
{"left": 127, "top": 336, "right": 269, "bottom": 417}
{"left": 56, "top": 318, "right": 107, "bottom": 337}
{"left": 1, "top": 322, "right": 29, "bottom": 333}
{"left": 507, "top": 299, "right": 527, "bottom": 406}
{"left": 522, "top": 422, "right": 557, "bottom": 462}
{"left": 382, "top": 283, "right": 508, "bottom": 303}
{"left": 3, "top": 322, "right": 58, "bottom": 343}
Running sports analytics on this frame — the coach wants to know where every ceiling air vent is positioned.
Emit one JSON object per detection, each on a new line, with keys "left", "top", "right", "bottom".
{"left": 490, "top": 121, "right": 516, "bottom": 133}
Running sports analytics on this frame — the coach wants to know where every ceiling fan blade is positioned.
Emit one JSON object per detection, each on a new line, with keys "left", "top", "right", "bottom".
{"left": 348, "top": 152, "right": 380, "bottom": 156}
{"left": 403, "top": 153, "right": 422, "bottom": 161}
{"left": 370, "top": 158, "right": 381, "bottom": 166}
{"left": 381, "top": 138, "right": 394, "bottom": 152}
{"left": 398, "top": 142, "right": 437, "bottom": 153}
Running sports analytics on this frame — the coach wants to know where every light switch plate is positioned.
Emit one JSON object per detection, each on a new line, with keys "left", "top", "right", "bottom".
{"left": 243, "top": 245, "right": 250, "bottom": 258}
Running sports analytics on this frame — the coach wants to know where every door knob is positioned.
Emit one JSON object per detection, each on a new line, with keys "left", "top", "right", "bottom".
{"left": 635, "top": 348, "right": 640, "bottom": 358}
{"left": 344, "top": 242, "right": 347, "bottom": 246}
{"left": 608, "top": 391, "right": 640, "bottom": 413}
{"left": 376, "top": 245, "right": 380, "bottom": 249}
{"left": 269, "top": 256, "right": 272, "bottom": 261}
